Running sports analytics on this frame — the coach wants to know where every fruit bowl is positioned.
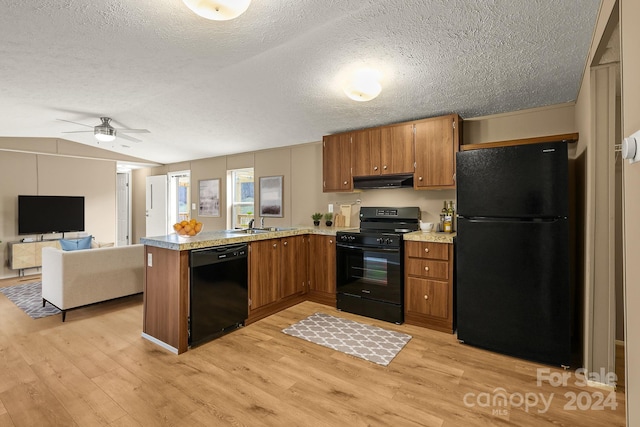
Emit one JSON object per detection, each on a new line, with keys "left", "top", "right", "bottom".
{"left": 173, "top": 219, "right": 204, "bottom": 238}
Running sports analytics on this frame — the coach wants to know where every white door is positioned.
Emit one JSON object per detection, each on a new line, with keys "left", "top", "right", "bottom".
{"left": 116, "top": 172, "right": 130, "bottom": 246}
{"left": 146, "top": 175, "right": 168, "bottom": 237}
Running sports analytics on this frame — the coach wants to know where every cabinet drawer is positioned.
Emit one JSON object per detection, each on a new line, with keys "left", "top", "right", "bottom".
{"left": 405, "top": 258, "right": 449, "bottom": 280}
{"left": 405, "top": 276, "right": 450, "bottom": 320}
{"left": 405, "top": 241, "right": 449, "bottom": 260}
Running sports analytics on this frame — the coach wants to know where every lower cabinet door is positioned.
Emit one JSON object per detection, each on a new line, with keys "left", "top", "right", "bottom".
{"left": 405, "top": 276, "right": 450, "bottom": 320}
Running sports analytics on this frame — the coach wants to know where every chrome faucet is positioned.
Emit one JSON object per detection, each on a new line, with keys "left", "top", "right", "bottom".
{"left": 260, "top": 217, "right": 265, "bottom": 229}
{"left": 247, "top": 219, "right": 255, "bottom": 229}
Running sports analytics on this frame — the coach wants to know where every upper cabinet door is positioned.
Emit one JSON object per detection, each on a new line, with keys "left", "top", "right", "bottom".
{"left": 414, "top": 115, "right": 460, "bottom": 189}
{"left": 352, "top": 128, "right": 381, "bottom": 177}
{"left": 323, "top": 133, "right": 352, "bottom": 192}
{"left": 380, "top": 123, "right": 415, "bottom": 175}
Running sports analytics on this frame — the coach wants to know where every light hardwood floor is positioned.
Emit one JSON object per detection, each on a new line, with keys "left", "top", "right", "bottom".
{"left": 0, "top": 275, "right": 626, "bottom": 426}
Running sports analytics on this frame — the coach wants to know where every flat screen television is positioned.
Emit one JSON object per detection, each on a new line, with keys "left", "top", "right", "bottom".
{"left": 18, "top": 195, "right": 85, "bottom": 235}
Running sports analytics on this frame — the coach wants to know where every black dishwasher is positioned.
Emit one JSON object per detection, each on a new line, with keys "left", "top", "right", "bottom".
{"left": 189, "top": 243, "right": 248, "bottom": 347}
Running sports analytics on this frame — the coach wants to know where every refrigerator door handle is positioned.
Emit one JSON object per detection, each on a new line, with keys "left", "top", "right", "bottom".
{"left": 461, "top": 216, "right": 566, "bottom": 223}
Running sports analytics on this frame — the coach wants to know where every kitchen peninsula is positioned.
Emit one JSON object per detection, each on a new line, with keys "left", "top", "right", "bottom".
{"left": 141, "top": 227, "right": 455, "bottom": 354}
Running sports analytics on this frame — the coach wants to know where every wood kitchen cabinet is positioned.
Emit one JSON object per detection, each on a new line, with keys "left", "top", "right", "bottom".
{"left": 248, "top": 236, "right": 309, "bottom": 322}
{"left": 323, "top": 133, "right": 352, "bottom": 192}
{"left": 414, "top": 114, "right": 460, "bottom": 189}
{"left": 352, "top": 123, "right": 414, "bottom": 177}
{"left": 249, "top": 239, "right": 280, "bottom": 310}
{"left": 351, "top": 128, "right": 381, "bottom": 177}
{"left": 380, "top": 123, "right": 415, "bottom": 175}
{"left": 404, "top": 241, "right": 454, "bottom": 333}
{"left": 280, "top": 235, "right": 308, "bottom": 299}
{"left": 308, "top": 234, "right": 336, "bottom": 306}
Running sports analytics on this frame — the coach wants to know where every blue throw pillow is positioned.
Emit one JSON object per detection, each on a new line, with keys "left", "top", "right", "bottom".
{"left": 59, "top": 235, "right": 93, "bottom": 251}
{"left": 77, "top": 235, "right": 92, "bottom": 250}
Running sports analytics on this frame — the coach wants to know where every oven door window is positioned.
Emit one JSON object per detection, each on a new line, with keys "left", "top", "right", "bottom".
{"left": 360, "top": 255, "right": 388, "bottom": 285}
{"left": 337, "top": 246, "right": 402, "bottom": 304}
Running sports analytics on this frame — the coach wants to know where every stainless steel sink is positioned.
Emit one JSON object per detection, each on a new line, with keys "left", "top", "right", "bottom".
{"left": 226, "top": 228, "right": 271, "bottom": 235}
{"left": 263, "top": 227, "right": 296, "bottom": 232}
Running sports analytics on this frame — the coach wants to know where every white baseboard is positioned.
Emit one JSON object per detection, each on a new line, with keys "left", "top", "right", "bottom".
{"left": 586, "top": 379, "right": 617, "bottom": 391}
{"left": 141, "top": 332, "right": 178, "bottom": 354}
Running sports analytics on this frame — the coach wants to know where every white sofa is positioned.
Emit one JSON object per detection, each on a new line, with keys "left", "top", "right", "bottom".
{"left": 41, "top": 244, "right": 144, "bottom": 321}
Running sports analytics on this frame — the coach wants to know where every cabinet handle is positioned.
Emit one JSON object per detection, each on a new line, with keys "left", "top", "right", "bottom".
{"left": 424, "top": 266, "right": 429, "bottom": 272}
{"left": 343, "top": 181, "right": 348, "bottom": 185}
{"left": 373, "top": 166, "right": 378, "bottom": 171}
{"left": 424, "top": 294, "right": 429, "bottom": 300}
{"left": 273, "top": 243, "right": 277, "bottom": 248}
{"left": 424, "top": 247, "right": 429, "bottom": 253}
{"left": 283, "top": 241, "right": 288, "bottom": 246}
{"left": 329, "top": 239, "right": 333, "bottom": 244}
{"left": 383, "top": 165, "right": 388, "bottom": 170}
{"left": 418, "top": 176, "right": 423, "bottom": 181}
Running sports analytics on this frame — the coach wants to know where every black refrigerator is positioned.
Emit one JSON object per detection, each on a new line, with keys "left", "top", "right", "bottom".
{"left": 455, "top": 141, "right": 577, "bottom": 367}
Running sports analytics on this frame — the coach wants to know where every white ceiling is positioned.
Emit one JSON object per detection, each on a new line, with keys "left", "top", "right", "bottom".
{"left": 0, "top": 0, "right": 601, "bottom": 165}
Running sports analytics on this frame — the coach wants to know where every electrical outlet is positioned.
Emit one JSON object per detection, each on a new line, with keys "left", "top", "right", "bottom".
{"left": 147, "top": 253, "right": 153, "bottom": 267}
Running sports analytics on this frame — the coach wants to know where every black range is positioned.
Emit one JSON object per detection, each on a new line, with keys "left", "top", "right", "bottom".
{"left": 335, "top": 206, "right": 421, "bottom": 324}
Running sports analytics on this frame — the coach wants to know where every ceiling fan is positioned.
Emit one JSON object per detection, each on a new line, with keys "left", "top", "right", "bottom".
{"left": 58, "top": 117, "right": 150, "bottom": 143}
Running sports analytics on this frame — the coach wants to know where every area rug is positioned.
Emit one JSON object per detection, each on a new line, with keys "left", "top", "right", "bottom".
{"left": 0, "top": 281, "right": 61, "bottom": 319}
{"left": 282, "top": 312, "right": 411, "bottom": 366}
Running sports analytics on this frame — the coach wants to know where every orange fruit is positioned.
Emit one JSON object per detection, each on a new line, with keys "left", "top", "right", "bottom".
{"left": 188, "top": 229, "right": 196, "bottom": 236}
{"left": 180, "top": 220, "right": 188, "bottom": 226}
{"left": 194, "top": 223, "right": 203, "bottom": 232}
{"left": 173, "top": 223, "right": 182, "bottom": 231}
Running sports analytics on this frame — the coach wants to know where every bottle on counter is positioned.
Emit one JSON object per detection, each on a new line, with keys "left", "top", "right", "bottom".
{"left": 439, "top": 201, "right": 447, "bottom": 232}
{"left": 444, "top": 200, "right": 454, "bottom": 233}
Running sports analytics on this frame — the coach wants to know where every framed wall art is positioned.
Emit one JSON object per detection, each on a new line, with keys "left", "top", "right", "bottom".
{"left": 259, "top": 175, "right": 283, "bottom": 217}
{"left": 198, "top": 178, "right": 220, "bottom": 217}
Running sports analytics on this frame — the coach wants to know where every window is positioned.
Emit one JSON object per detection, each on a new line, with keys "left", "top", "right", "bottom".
{"left": 227, "top": 168, "right": 254, "bottom": 229}
{"left": 168, "top": 171, "right": 190, "bottom": 227}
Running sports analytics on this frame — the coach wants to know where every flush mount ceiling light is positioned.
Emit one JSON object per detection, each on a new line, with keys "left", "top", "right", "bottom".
{"left": 343, "top": 68, "right": 383, "bottom": 102}
{"left": 182, "top": 0, "right": 251, "bottom": 21}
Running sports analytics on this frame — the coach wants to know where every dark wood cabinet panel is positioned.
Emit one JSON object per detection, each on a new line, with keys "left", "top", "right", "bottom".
{"left": 406, "top": 277, "right": 450, "bottom": 320}
{"left": 323, "top": 133, "right": 352, "bottom": 192}
{"left": 380, "top": 123, "right": 414, "bottom": 175}
{"left": 249, "top": 239, "right": 280, "bottom": 310}
{"left": 404, "top": 241, "right": 454, "bottom": 333}
{"left": 414, "top": 114, "right": 459, "bottom": 189}
{"left": 280, "top": 235, "right": 307, "bottom": 299}
{"left": 143, "top": 246, "right": 189, "bottom": 354}
{"left": 352, "top": 128, "right": 382, "bottom": 177}
{"left": 308, "top": 235, "right": 336, "bottom": 306}
{"left": 404, "top": 241, "right": 449, "bottom": 260}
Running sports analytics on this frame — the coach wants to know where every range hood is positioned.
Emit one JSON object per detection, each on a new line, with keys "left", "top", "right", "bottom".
{"left": 353, "top": 174, "right": 414, "bottom": 189}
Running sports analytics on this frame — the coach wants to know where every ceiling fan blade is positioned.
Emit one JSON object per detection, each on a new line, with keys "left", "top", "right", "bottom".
{"left": 117, "top": 133, "right": 142, "bottom": 143}
{"left": 62, "top": 130, "right": 93, "bottom": 134}
{"left": 116, "top": 128, "right": 150, "bottom": 134}
{"left": 57, "top": 118, "right": 94, "bottom": 128}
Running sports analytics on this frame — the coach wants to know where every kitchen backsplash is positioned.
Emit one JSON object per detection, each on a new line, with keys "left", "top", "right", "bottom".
{"left": 325, "top": 187, "right": 456, "bottom": 228}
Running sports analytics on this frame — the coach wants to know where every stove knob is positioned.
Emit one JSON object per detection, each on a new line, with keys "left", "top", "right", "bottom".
{"left": 376, "top": 237, "right": 383, "bottom": 244}
{"left": 349, "top": 236, "right": 355, "bottom": 242}
{"left": 340, "top": 235, "right": 347, "bottom": 241}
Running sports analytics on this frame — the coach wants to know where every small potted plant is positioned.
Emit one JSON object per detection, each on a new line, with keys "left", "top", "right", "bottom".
{"left": 312, "top": 212, "right": 323, "bottom": 226}
{"left": 324, "top": 212, "right": 333, "bottom": 227}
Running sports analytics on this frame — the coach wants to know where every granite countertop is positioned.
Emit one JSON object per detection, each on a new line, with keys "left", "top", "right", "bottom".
{"left": 142, "top": 226, "right": 456, "bottom": 250}
{"left": 141, "top": 226, "right": 345, "bottom": 251}
{"left": 403, "top": 230, "right": 456, "bottom": 244}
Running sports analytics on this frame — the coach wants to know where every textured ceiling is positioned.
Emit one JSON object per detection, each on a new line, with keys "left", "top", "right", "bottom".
{"left": 0, "top": 0, "right": 601, "bottom": 164}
